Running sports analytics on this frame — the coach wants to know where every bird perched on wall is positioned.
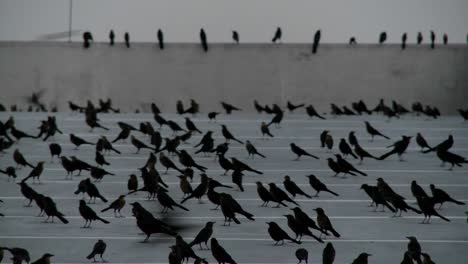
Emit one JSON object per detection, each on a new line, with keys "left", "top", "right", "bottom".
{"left": 272, "top": 27, "right": 282, "bottom": 43}
{"left": 124, "top": 32, "right": 130, "bottom": 48}
{"left": 200, "top": 28, "right": 208, "bottom": 52}
{"left": 109, "top": 30, "right": 115, "bottom": 46}
{"left": 402, "top": 33, "right": 407, "bottom": 50}
{"left": 430, "top": 31, "right": 436, "bottom": 49}
{"left": 221, "top": 101, "right": 241, "bottom": 114}
{"left": 349, "top": 37, "right": 357, "bottom": 45}
{"left": 83, "top": 31, "right": 93, "bottom": 48}
{"left": 306, "top": 105, "right": 325, "bottom": 119}
{"left": 232, "top": 30, "right": 239, "bottom": 43}
{"left": 379, "top": 31, "right": 387, "bottom": 44}
{"left": 312, "top": 29, "right": 321, "bottom": 54}
{"left": 417, "top": 32, "right": 423, "bottom": 44}
{"left": 443, "top": 33, "right": 448, "bottom": 45}
{"left": 157, "top": 29, "right": 164, "bottom": 49}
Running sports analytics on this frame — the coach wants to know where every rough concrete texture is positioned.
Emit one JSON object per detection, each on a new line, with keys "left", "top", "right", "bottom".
{"left": 0, "top": 42, "right": 467, "bottom": 113}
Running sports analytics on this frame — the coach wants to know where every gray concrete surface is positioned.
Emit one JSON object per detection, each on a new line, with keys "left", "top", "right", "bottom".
{"left": 0, "top": 111, "right": 467, "bottom": 263}
{"left": 1, "top": 42, "right": 467, "bottom": 114}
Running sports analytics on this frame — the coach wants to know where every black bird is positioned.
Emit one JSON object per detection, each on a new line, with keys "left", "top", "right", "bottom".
{"left": 417, "top": 32, "right": 423, "bottom": 44}
{"left": 272, "top": 27, "right": 282, "bottom": 43}
{"left": 185, "top": 117, "right": 202, "bottom": 134}
{"left": 218, "top": 154, "right": 234, "bottom": 175}
{"left": 181, "top": 174, "right": 209, "bottom": 204}
{"left": 352, "top": 253, "right": 371, "bottom": 264}
{"left": 290, "top": 143, "right": 319, "bottom": 160}
{"left": 443, "top": 33, "right": 448, "bottom": 44}
{"left": 287, "top": 101, "right": 305, "bottom": 112}
{"left": 109, "top": 30, "right": 115, "bottom": 46}
{"left": 411, "top": 180, "right": 429, "bottom": 199}
{"left": 124, "top": 32, "right": 130, "bottom": 48}
{"left": 96, "top": 136, "right": 121, "bottom": 154}
{"left": 18, "top": 181, "right": 38, "bottom": 206}
{"left": 312, "top": 29, "right": 321, "bottom": 54}
{"left": 211, "top": 238, "right": 237, "bottom": 264}
{"left": 291, "top": 207, "right": 329, "bottom": 236}
{"left": 179, "top": 150, "right": 207, "bottom": 172}
{"left": 284, "top": 214, "right": 323, "bottom": 243}
{"left": 95, "top": 151, "right": 109, "bottom": 167}
{"left": 83, "top": 31, "right": 93, "bottom": 48}
{"left": 295, "top": 248, "right": 308, "bottom": 264}
{"left": 200, "top": 28, "right": 208, "bottom": 52}
{"left": 379, "top": 136, "right": 412, "bottom": 161}
{"left": 131, "top": 202, "right": 177, "bottom": 242}
{"left": 13, "top": 149, "right": 34, "bottom": 168}
{"left": 157, "top": 190, "right": 189, "bottom": 213}
{"left": 379, "top": 31, "right": 387, "bottom": 44}
{"left": 153, "top": 113, "right": 168, "bottom": 129}
{"left": 314, "top": 207, "right": 340, "bottom": 238}
{"left": 85, "top": 115, "right": 109, "bottom": 131}
{"left": 401, "top": 251, "right": 414, "bottom": 264}
{"left": 231, "top": 170, "right": 244, "bottom": 192}
{"left": 430, "top": 31, "right": 436, "bottom": 49}
{"left": 232, "top": 30, "right": 239, "bottom": 43}
{"left": 219, "top": 193, "right": 254, "bottom": 225}
{"left": 256, "top": 181, "right": 277, "bottom": 207}
{"left": 231, "top": 157, "right": 263, "bottom": 175}
{"left": 305, "top": 105, "right": 325, "bottom": 119}
{"left": 0, "top": 166, "right": 17, "bottom": 181}
{"left": 422, "top": 253, "right": 435, "bottom": 264}
{"left": 131, "top": 135, "right": 155, "bottom": 153}
{"left": 416, "top": 195, "right": 450, "bottom": 223}
{"left": 101, "top": 195, "right": 126, "bottom": 217}
{"left": 42, "top": 196, "right": 69, "bottom": 224}
{"left": 349, "top": 37, "right": 357, "bottom": 45}
{"left": 87, "top": 240, "right": 107, "bottom": 262}
{"left": 354, "top": 143, "right": 378, "bottom": 164}
{"left": 436, "top": 148, "right": 467, "bottom": 169}
{"left": 360, "top": 184, "right": 395, "bottom": 212}
{"left": 407, "top": 236, "right": 422, "bottom": 264}
{"left": 261, "top": 122, "right": 274, "bottom": 138}
{"left": 157, "top": 29, "right": 164, "bottom": 49}
{"left": 284, "top": 175, "right": 311, "bottom": 198}
{"left": 306, "top": 175, "right": 339, "bottom": 197}
{"left": 402, "top": 33, "right": 407, "bottom": 50}
{"left": 10, "top": 126, "right": 37, "bottom": 141}
{"left": 31, "top": 253, "right": 54, "bottom": 264}
{"left": 70, "top": 134, "right": 94, "bottom": 149}
{"left": 112, "top": 127, "right": 131, "bottom": 143}
{"left": 49, "top": 143, "right": 61, "bottom": 161}
{"left": 339, "top": 138, "right": 357, "bottom": 159}
{"left": 320, "top": 130, "right": 329, "bottom": 148}
{"left": 266, "top": 221, "right": 301, "bottom": 245}
{"left": 128, "top": 174, "right": 138, "bottom": 193}
{"left": 160, "top": 152, "right": 184, "bottom": 174}
{"left": 416, "top": 133, "right": 431, "bottom": 152}
{"left": 322, "top": 242, "right": 336, "bottom": 264}
{"left": 327, "top": 157, "right": 342, "bottom": 177}
{"left": 245, "top": 140, "right": 265, "bottom": 158}
{"left": 23, "top": 161, "right": 45, "bottom": 184}
{"left": 365, "top": 121, "right": 390, "bottom": 141}
{"left": 254, "top": 100, "right": 265, "bottom": 113}
{"left": 208, "top": 112, "right": 219, "bottom": 121}
{"left": 335, "top": 154, "right": 367, "bottom": 176}
{"left": 325, "top": 134, "right": 333, "bottom": 150}
{"left": 167, "top": 120, "right": 186, "bottom": 135}
{"left": 221, "top": 125, "right": 243, "bottom": 144}
{"left": 221, "top": 101, "right": 241, "bottom": 114}
{"left": 267, "top": 111, "right": 284, "bottom": 128}
{"left": 189, "top": 221, "right": 215, "bottom": 250}
{"left": 430, "top": 184, "right": 465, "bottom": 208}
{"left": 79, "top": 200, "right": 110, "bottom": 227}
{"left": 269, "top": 183, "right": 299, "bottom": 207}
{"left": 423, "top": 134, "right": 453, "bottom": 153}
{"left": 90, "top": 166, "right": 115, "bottom": 182}
{"left": 1, "top": 247, "right": 30, "bottom": 264}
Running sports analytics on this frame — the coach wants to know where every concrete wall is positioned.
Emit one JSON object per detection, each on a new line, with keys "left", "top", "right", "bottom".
{"left": 0, "top": 42, "right": 467, "bottom": 113}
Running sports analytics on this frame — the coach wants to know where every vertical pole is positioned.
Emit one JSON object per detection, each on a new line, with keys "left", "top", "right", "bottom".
{"left": 68, "top": 0, "right": 73, "bottom": 42}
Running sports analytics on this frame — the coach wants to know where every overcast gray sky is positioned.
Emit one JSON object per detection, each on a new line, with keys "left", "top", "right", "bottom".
{"left": 1, "top": 0, "right": 467, "bottom": 43}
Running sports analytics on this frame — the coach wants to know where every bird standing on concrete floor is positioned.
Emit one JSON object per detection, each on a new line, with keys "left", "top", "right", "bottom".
{"left": 101, "top": 195, "right": 126, "bottom": 217}
{"left": 200, "top": 28, "right": 208, "bottom": 52}
{"left": 290, "top": 143, "right": 319, "bottom": 160}
{"left": 70, "top": 134, "right": 94, "bottom": 149}
{"left": 189, "top": 221, "right": 215, "bottom": 250}
{"left": 261, "top": 122, "right": 274, "bottom": 138}
{"left": 430, "top": 183, "right": 465, "bottom": 208}
{"left": 211, "top": 238, "right": 237, "bottom": 264}
{"left": 406, "top": 236, "right": 422, "bottom": 264}
{"left": 283, "top": 175, "right": 312, "bottom": 198}
{"left": 245, "top": 140, "right": 265, "bottom": 158}
{"left": 269, "top": 183, "right": 299, "bottom": 207}
{"left": 87, "top": 240, "right": 107, "bottom": 262}
{"left": 351, "top": 253, "right": 371, "bottom": 264}
{"left": 221, "top": 125, "right": 243, "bottom": 144}
{"left": 416, "top": 195, "right": 450, "bottom": 223}
{"left": 208, "top": 111, "right": 219, "bottom": 121}
{"left": 416, "top": 133, "right": 431, "bottom": 152}
{"left": 124, "top": 32, "right": 130, "bottom": 48}
{"left": 365, "top": 121, "right": 390, "bottom": 141}
{"left": 49, "top": 143, "right": 61, "bottom": 161}
{"left": 14, "top": 149, "right": 34, "bottom": 169}
{"left": 232, "top": 30, "right": 239, "bottom": 43}
{"left": 79, "top": 200, "right": 110, "bottom": 227}
{"left": 272, "top": 27, "right": 282, "bottom": 43}
{"left": 335, "top": 154, "right": 367, "bottom": 176}
{"left": 256, "top": 181, "right": 276, "bottom": 207}
{"left": 157, "top": 29, "right": 164, "bottom": 49}
{"left": 379, "top": 136, "right": 412, "bottom": 161}
{"left": 109, "top": 30, "right": 115, "bottom": 46}
{"left": 314, "top": 207, "right": 340, "bottom": 238}
{"left": 411, "top": 180, "right": 429, "bottom": 199}
{"left": 0, "top": 166, "right": 17, "bottom": 181}
{"left": 23, "top": 161, "right": 45, "bottom": 184}
{"left": 312, "top": 29, "right": 321, "bottom": 54}
{"left": 306, "top": 105, "right": 325, "bottom": 119}
{"left": 266, "top": 221, "right": 301, "bottom": 245}
{"left": 339, "top": 138, "right": 357, "bottom": 159}
{"left": 306, "top": 174, "right": 339, "bottom": 197}
{"left": 354, "top": 143, "right": 378, "bottom": 164}
{"left": 360, "top": 184, "right": 395, "bottom": 212}
{"left": 1, "top": 247, "right": 30, "bottom": 264}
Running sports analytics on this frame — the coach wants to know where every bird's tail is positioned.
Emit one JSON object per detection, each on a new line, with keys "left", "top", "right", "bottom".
{"left": 258, "top": 152, "right": 266, "bottom": 158}
{"left": 56, "top": 214, "right": 69, "bottom": 224}
{"left": 248, "top": 168, "right": 263, "bottom": 175}
{"left": 289, "top": 237, "right": 301, "bottom": 244}
{"left": 98, "top": 124, "right": 110, "bottom": 131}
{"left": 316, "top": 114, "right": 326, "bottom": 120}
{"left": 449, "top": 198, "right": 465, "bottom": 205}
{"left": 407, "top": 205, "right": 422, "bottom": 214}
{"left": 267, "top": 132, "right": 274, "bottom": 137}
{"left": 26, "top": 162, "right": 35, "bottom": 168}
{"left": 239, "top": 210, "right": 255, "bottom": 221}
{"left": 194, "top": 164, "right": 207, "bottom": 172}
{"left": 111, "top": 147, "right": 121, "bottom": 154}
{"left": 435, "top": 212, "right": 451, "bottom": 222}
{"left": 325, "top": 189, "right": 339, "bottom": 196}
{"left": 86, "top": 252, "right": 95, "bottom": 260}
{"left": 234, "top": 138, "right": 244, "bottom": 144}
{"left": 384, "top": 201, "right": 396, "bottom": 212}
{"left": 232, "top": 216, "right": 241, "bottom": 224}
{"left": 101, "top": 207, "right": 111, "bottom": 212}
{"left": 303, "top": 193, "right": 312, "bottom": 199}
{"left": 305, "top": 231, "right": 324, "bottom": 243}
{"left": 305, "top": 153, "right": 319, "bottom": 159}
{"left": 350, "top": 152, "right": 358, "bottom": 159}
{"left": 381, "top": 134, "right": 390, "bottom": 140}
{"left": 98, "top": 217, "right": 110, "bottom": 224}
{"left": 181, "top": 194, "right": 194, "bottom": 204}
{"left": 330, "top": 228, "right": 341, "bottom": 238}
{"left": 353, "top": 168, "right": 367, "bottom": 176}
{"left": 379, "top": 149, "right": 397, "bottom": 160}
{"left": 175, "top": 203, "right": 189, "bottom": 211}
{"left": 98, "top": 194, "right": 108, "bottom": 203}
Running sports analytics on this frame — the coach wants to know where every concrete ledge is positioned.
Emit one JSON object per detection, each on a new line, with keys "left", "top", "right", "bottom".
{"left": 0, "top": 42, "right": 467, "bottom": 113}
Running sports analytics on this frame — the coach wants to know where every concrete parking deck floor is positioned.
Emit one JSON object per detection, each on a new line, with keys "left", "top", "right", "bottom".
{"left": 0, "top": 112, "right": 467, "bottom": 263}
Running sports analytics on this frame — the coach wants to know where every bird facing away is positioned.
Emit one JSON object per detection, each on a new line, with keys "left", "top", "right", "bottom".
{"left": 379, "top": 31, "right": 387, "bottom": 44}
{"left": 87, "top": 240, "right": 107, "bottom": 262}
{"left": 157, "top": 29, "right": 164, "bottom": 49}
{"left": 211, "top": 238, "right": 237, "bottom": 264}
{"left": 272, "top": 27, "right": 282, "bottom": 43}
{"left": 232, "top": 31, "right": 239, "bottom": 43}
{"left": 295, "top": 248, "right": 308, "bottom": 264}
{"left": 312, "top": 29, "right": 321, "bottom": 54}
